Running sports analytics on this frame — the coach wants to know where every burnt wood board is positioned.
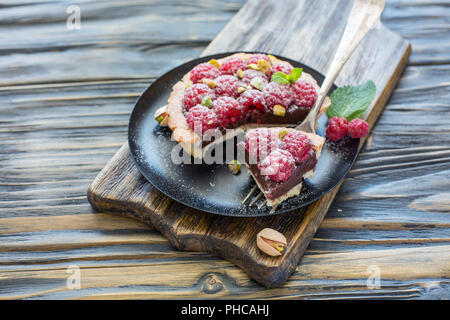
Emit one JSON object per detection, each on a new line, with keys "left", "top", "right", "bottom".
{"left": 88, "top": 0, "right": 411, "bottom": 287}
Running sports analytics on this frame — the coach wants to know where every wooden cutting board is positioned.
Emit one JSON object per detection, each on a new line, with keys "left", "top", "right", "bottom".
{"left": 88, "top": 0, "right": 410, "bottom": 287}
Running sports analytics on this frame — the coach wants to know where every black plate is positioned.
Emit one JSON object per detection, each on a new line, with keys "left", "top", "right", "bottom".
{"left": 128, "top": 52, "right": 359, "bottom": 217}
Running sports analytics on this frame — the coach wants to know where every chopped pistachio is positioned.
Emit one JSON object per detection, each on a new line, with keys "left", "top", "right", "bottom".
{"left": 273, "top": 105, "right": 286, "bottom": 117}
{"left": 201, "top": 79, "right": 216, "bottom": 88}
{"left": 201, "top": 96, "right": 212, "bottom": 108}
{"left": 185, "top": 81, "right": 192, "bottom": 89}
{"left": 228, "top": 160, "right": 242, "bottom": 175}
{"left": 154, "top": 105, "right": 169, "bottom": 126}
{"left": 268, "top": 54, "right": 279, "bottom": 65}
{"left": 246, "top": 63, "right": 260, "bottom": 71}
{"left": 237, "top": 86, "right": 247, "bottom": 93}
{"left": 279, "top": 129, "right": 288, "bottom": 139}
{"left": 257, "top": 59, "right": 271, "bottom": 74}
{"left": 250, "top": 77, "right": 266, "bottom": 91}
{"left": 209, "top": 59, "right": 220, "bottom": 69}
{"left": 236, "top": 69, "right": 245, "bottom": 79}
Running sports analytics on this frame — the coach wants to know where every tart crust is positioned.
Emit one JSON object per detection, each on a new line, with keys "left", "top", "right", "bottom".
{"left": 167, "top": 53, "right": 331, "bottom": 159}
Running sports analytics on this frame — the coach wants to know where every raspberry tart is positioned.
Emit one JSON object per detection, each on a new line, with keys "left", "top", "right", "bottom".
{"left": 241, "top": 128, "right": 325, "bottom": 207}
{"left": 165, "top": 53, "right": 331, "bottom": 158}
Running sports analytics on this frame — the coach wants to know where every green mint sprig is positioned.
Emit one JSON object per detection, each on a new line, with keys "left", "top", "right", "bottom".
{"left": 271, "top": 67, "right": 303, "bottom": 85}
{"left": 326, "top": 80, "right": 376, "bottom": 121}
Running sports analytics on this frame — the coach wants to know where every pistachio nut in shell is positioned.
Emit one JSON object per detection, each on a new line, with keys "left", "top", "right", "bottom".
{"left": 256, "top": 228, "right": 287, "bottom": 256}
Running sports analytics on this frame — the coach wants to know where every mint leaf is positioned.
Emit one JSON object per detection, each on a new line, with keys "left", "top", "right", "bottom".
{"left": 326, "top": 80, "right": 376, "bottom": 121}
{"left": 271, "top": 71, "right": 290, "bottom": 85}
{"left": 270, "top": 68, "right": 303, "bottom": 85}
{"left": 288, "top": 68, "right": 303, "bottom": 83}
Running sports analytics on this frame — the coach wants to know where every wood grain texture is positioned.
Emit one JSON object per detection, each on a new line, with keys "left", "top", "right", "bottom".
{"left": 88, "top": 0, "right": 411, "bottom": 288}
{"left": 0, "top": 0, "right": 449, "bottom": 299}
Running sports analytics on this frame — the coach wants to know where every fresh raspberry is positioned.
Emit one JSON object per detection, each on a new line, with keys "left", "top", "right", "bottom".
{"left": 326, "top": 116, "right": 348, "bottom": 141}
{"left": 238, "top": 89, "right": 267, "bottom": 113}
{"left": 219, "top": 57, "right": 245, "bottom": 75}
{"left": 190, "top": 63, "right": 221, "bottom": 83}
{"left": 262, "top": 82, "right": 293, "bottom": 109}
{"left": 258, "top": 149, "right": 295, "bottom": 182}
{"left": 268, "top": 63, "right": 293, "bottom": 78}
{"left": 186, "top": 105, "right": 218, "bottom": 135}
{"left": 213, "top": 96, "right": 243, "bottom": 128}
{"left": 348, "top": 118, "right": 369, "bottom": 138}
{"left": 183, "top": 83, "right": 216, "bottom": 110}
{"left": 281, "top": 131, "right": 312, "bottom": 163}
{"left": 291, "top": 80, "right": 317, "bottom": 108}
{"left": 240, "top": 69, "right": 269, "bottom": 85}
{"left": 245, "top": 128, "right": 279, "bottom": 163}
{"left": 245, "top": 54, "right": 271, "bottom": 66}
{"left": 214, "top": 75, "right": 240, "bottom": 97}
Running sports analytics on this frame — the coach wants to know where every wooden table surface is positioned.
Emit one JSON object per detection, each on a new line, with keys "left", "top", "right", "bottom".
{"left": 0, "top": 0, "right": 449, "bottom": 299}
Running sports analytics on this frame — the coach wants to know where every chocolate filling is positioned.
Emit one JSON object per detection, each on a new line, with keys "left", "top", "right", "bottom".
{"left": 246, "top": 149, "right": 317, "bottom": 200}
{"left": 248, "top": 104, "right": 311, "bottom": 124}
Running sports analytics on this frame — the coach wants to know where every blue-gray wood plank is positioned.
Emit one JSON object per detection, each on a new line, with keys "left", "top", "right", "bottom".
{"left": 0, "top": 0, "right": 448, "bottom": 299}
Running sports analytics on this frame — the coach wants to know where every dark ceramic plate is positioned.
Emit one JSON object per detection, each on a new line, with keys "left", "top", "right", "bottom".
{"left": 128, "top": 52, "right": 359, "bottom": 217}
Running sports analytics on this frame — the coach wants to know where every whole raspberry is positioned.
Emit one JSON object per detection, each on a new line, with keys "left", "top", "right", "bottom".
{"left": 186, "top": 105, "right": 218, "bottom": 135}
{"left": 213, "top": 96, "right": 243, "bottom": 128}
{"left": 183, "top": 84, "right": 216, "bottom": 110}
{"left": 190, "top": 63, "right": 221, "bottom": 83}
{"left": 220, "top": 57, "right": 245, "bottom": 75}
{"left": 214, "top": 75, "right": 240, "bottom": 97}
{"left": 281, "top": 131, "right": 312, "bottom": 163}
{"left": 238, "top": 89, "right": 267, "bottom": 113}
{"left": 258, "top": 149, "right": 295, "bottom": 182}
{"left": 262, "top": 82, "right": 293, "bottom": 109}
{"left": 268, "top": 63, "right": 293, "bottom": 78}
{"left": 291, "top": 80, "right": 317, "bottom": 108}
{"left": 348, "top": 118, "right": 369, "bottom": 138}
{"left": 245, "top": 128, "right": 279, "bottom": 163}
{"left": 245, "top": 53, "right": 271, "bottom": 66}
{"left": 326, "top": 116, "right": 348, "bottom": 141}
{"left": 240, "top": 69, "right": 269, "bottom": 85}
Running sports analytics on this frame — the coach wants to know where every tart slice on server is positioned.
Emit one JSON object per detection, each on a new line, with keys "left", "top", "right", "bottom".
{"left": 240, "top": 127, "right": 325, "bottom": 208}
